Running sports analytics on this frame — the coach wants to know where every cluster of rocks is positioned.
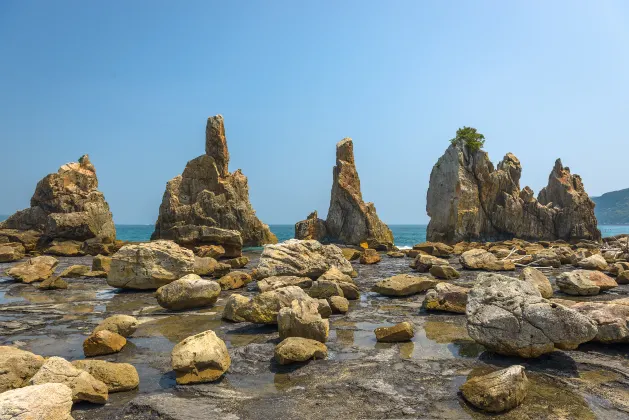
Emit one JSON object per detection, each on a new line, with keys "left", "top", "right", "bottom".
{"left": 295, "top": 138, "right": 393, "bottom": 250}
{"left": 426, "top": 140, "right": 600, "bottom": 244}
{"left": 0, "top": 155, "right": 116, "bottom": 259}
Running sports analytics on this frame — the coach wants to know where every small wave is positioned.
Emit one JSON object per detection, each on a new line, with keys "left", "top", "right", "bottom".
{"left": 396, "top": 245, "right": 412, "bottom": 250}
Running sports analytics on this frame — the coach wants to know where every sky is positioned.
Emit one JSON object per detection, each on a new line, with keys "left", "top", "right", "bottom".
{"left": 1, "top": 1, "right": 628, "bottom": 225}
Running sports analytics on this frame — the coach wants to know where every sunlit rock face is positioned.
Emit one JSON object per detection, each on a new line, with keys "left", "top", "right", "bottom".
{"left": 152, "top": 115, "right": 277, "bottom": 250}
{"left": 426, "top": 141, "right": 600, "bottom": 244}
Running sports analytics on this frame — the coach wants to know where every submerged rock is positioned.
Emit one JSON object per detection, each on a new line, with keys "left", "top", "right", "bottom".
{"left": 466, "top": 273, "right": 598, "bottom": 357}
{"left": 171, "top": 330, "right": 231, "bottom": 384}
{"left": 274, "top": 337, "right": 328, "bottom": 365}
{"left": 0, "top": 154, "right": 116, "bottom": 254}
{"left": 294, "top": 210, "right": 328, "bottom": 241}
{"left": 0, "top": 383, "right": 73, "bottom": 420}
{"left": 426, "top": 139, "right": 600, "bottom": 243}
{"left": 460, "top": 365, "right": 529, "bottom": 413}
{"left": 107, "top": 240, "right": 195, "bottom": 290}
{"left": 325, "top": 138, "right": 393, "bottom": 249}
{"left": 152, "top": 115, "right": 276, "bottom": 250}
{"left": 0, "top": 347, "right": 45, "bottom": 393}
{"left": 255, "top": 239, "right": 353, "bottom": 279}
{"left": 374, "top": 322, "right": 414, "bottom": 342}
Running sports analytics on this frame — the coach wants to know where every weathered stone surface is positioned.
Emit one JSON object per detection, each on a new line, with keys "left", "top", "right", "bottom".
{"left": 329, "top": 296, "right": 349, "bottom": 314}
{"left": 38, "top": 276, "right": 68, "bottom": 290}
{"left": 94, "top": 315, "right": 138, "bottom": 338}
{"left": 410, "top": 254, "right": 449, "bottom": 272}
{"left": 0, "top": 155, "right": 116, "bottom": 253}
{"left": 413, "top": 242, "right": 453, "bottom": 257}
{"left": 59, "top": 264, "right": 91, "bottom": 278}
{"left": 156, "top": 274, "right": 221, "bottom": 310}
{"left": 72, "top": 360, "right": 139, "bottom": 392}
{"left": 0, "top": 243, "right": 25, "bottom": 263}
{"left": 295, "top": 210, "right": 328, "bottom": 241}
{"left": 556, "top": 270, "right": 617, "bottom": 296}
{"left": 373, "top": 274, "right": 438, "bottom": 297}
{"left": 316, "top": 299, "right": 332, "bottom": 318}
{"left": 572, "top": 302, "right": 629, "bottom": 343}
{"left": 308, "top": 280, "right": 344, "bottom": 299}
{"left": 466, "top": 273, "right": 598, "bottom": 357}
{"left": 193, "top": 256, "right": 230, "bottom": 277}
{"left": 92, "top": 255, "right": 111, "bottom": 273}
{"left": 255, "top": 240, "right": 353, "bottom": 279}
{"left": 460, "top": 249, "right": 515, "bottom": 271}
{"left": 171, "top": 330, "right": 230, "bottom": 384}
{"left": 107, "top": 240, "right": 195, "bottom": 290}
{"left": 83, "top": 330, "right": 127, "bottom": 357}
{"left": 359, "top": 249, "right": 381, "bottom": 264}
{"left": 0, "top": 383, "right": 73, "bottom": 420}
{"left": 30, "top": 356, "right": 108, "bottom": 404}
{"left": 195, "top": 244, "right": 225, "bottom": 259}
{"left": 374, "top": 322, "right": 414, "bottom": 342}
{"left": 336, "top": 282, "right": 360, "bottom": 300}
{"left": 226, "top": 256, "right": 249, "bottom": 269}
{"left": 519, "top": 267, "right": 553, "bottom": 298}
{"left": 423, "top": 283, "right": 469, "bottom": 313}
{"left": 531, "top": 249, "right": 561, "bottom": 268}
{"left": 152, "top": 115, "right": 276, "bottom": 248}
{"left": 274, "top": 337, "right": 327, "bottom": 365}
{"left": 386, "top": 251, "right": 405, "bottom": 258}
{"left": 0, "top": 347, "right": 45, "bottom": 393}
{"left": 0, "top": 229, "right": 41, "bottom": 252}
{"left": 6, "top": 256, "right": 58, "bottom": 283}
{"left": 429, "top": 264, "right": 460, "bottom": 280}
{"left": 44, "top": 240, "right": 84, "bottom": 256}
{"left": 318, "top": 266, "right": 353, "bottom": 283}
{"left": 460, "top": 366, "right": 528, "bottom": 413}
{"left": 325, "top": 138, "right": 393, "bottom": 249}
{"left": 278, "top": 299, "right": 329, "bottom": 343}
{"left": 222, "top": 294, "right": 250, "bottom": 322}
{"left": 257, "top": 276, "right": 313, "bottom": 292}
{"left": 426, "top": 140, "right": 600, "bottom": 243}
{"left": 239, "top": 286, "right": 313, "bottom": 324}
{"left": 577, "top": 254, "right": 608, "bottom": 271}
{"left": 341, "top": 248, "right": 361, "bottom": 261}
{"left": 217, "top": 271, "right": 252, "bottom": 290}
{"left": 618, "top": 271, "right": 629, "bottom": 284}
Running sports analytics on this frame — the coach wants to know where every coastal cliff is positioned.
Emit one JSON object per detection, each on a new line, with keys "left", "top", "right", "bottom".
{"left": 426, "top": 136, "right": 601, "bottom": 244}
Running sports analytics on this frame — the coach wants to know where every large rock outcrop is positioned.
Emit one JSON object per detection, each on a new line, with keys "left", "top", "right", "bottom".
{"left": 0, "top": 155, "right": 116, "bottom": 254}
{"left": 152, "top": 115, "right": 277, "bottom": 251}
{"left": 426, "top": 140, "right": 601, "bottom": 244}
{"left": 295, "top": 138, "right": 393, "bottom": 249}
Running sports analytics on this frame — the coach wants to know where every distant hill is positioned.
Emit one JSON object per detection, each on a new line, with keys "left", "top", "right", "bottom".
{"left": 592, "top": 188, "right": 629, "bottom": 225}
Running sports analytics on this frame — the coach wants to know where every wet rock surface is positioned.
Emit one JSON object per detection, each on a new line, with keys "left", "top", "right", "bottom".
{"left": 1, "top": 251, "right": 629, "bottom": 418}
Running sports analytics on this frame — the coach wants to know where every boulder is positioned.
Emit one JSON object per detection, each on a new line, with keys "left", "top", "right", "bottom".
{"left": 460, "top": 249, "right": 515, "bottom": 271}
{"left": 217, "top": 271, "right": 252, "bottom": 290}
{"left": 325, "top": 138, "right": 393, "bottom": 249}
{"left": 341, "top": 248, "right": 361, "bottom": 261}
{"left": 423, "top": 283, "right": 469, "bottom": 314}
{"left": 336, "top": 282, "right": 360, "bottom": 300}
{"left": 460, "top": 365, "right": 528, "bottom": 413}
{"left": 151, "top": 115, "right": 277, "bottom": 249}
{"left": 318, "top": 266, "right": 353, "bottom": 283}
{"left": 0, "top": 347, "right": 45, "bottom": 393}
{"left": 83, "top": 330, "right": 126, "bottom": 357}
{"left": 6, "top": 256, "right": 58, "bottom": 283}
{"left": 195, "top": 244, "right": 225, "bottom": 259}
{"left": 519, "top": 267, "right": 553, "bottom": 298}
{"left": 0, "top": 155, "right": 116, "bottom": 254}
{"left": 171, "top": 330, "right": 230, "bottom": 384}
{"left": 72, "top": 360, "right": 139, "bottom": 392}
{"left": 30, "top": 356, "right": 108, "bottom": 404}
{"left": 410, "top": 254, "right": 449, "bottom": 272}
{"left": 156, "top": 274, "right": 221, "bottom": 310}
{"left": 554, "top": 247, "right": 578, "bottom": 265}
{"left": 294, "top": 210, "right": 328, "bottom": 241}
{"left": 316, "top": 299, "right": 332, "bottom": 318}
{"left": 222, "top": 294, "right": 250, "bottom": 322}
{"left": 193, "top": 256, "right": 230, "bottom": 277}
{"left": 387, "top": 251, "right": 405, "bottom": 258}
{"left": 531, "top": 249, "right": 561, "bottom": 268}
{"left": 308, "top": 280, "right": 344, "bottom": 299}
{"left": 92, "top": 255, "right": 111, "bottom": 273}
{"left": 0, "top": 243, "right": 25, "bottom": 263}
{"left": 329, "top": 296, "right": 349, "bottom": 314}
{"left": 429, "top": 264, "right": 460, "bottom": 280}
{"left": 278, "top": 299, "right": 329, "bottom": 343}
{"left": 426, "top": 139, "right": 600, "bottom": 244}
{"left": 577, "top": 254, "right": 608, "bottom": 271}
{"left": 466, "top": 273, "right": 598, "bottom": 357}
{"left": 257, "top": 276, "right": 313, "bottom": 292}
{"left": 556, "top": 270, "right": 617, "bottom": 296}
{"left": 255, "top": 239, "right": 353, "bottom": 279}
{"left": 374, "top": 322, "right": 414, "bottom": 342}
{"left": 359, "top": 249, "right": 381, "bottom": 264}
{"left": 618, "top": 271, "right": 629, "bottom": 285}
{"left": 373, "top": 274, "right": 438, "bottom": 297}
{"left": 58, "top": 264, "right": 91, "bottom": 278}
{"left": 226, "top": 256, "right": 249, "bottom": 269}
{"left": 38, "top": 276, "right": 68, "bottom": 290}
{"left": 413, "top": 242, "right": 453, "bottom": 257}
{"left": 0, "top": 383, "right": 73, "bottom": 420}
{"left": 274, "top": 337, "right": 327, "bottom": 365}
{"left": 44, "top": 240, "right": 84, "bottom": 256}
{"left": 107, "top": 240, "right": 195, "bottom": 290}
{"left": 239, "top": 286, "right": 313, "bottom": 324}
{"left": 94, "top": 315, "right": 139, "bottom": 337}
{"left": 572, "top": 302, "right": 629, "bottom": 343}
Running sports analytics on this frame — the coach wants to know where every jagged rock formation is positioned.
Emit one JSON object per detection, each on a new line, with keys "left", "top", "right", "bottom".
{"left": 0, "top": 155, "right": 116, "bottom": 254}
{"left": 152, "top": 115, "right": 277, "bottom": 250}
{"left": 295, "top": 138, "right": 393, "bottom": 249}
{"left": 426, "top": 140, "right": 601, "bottom": 244}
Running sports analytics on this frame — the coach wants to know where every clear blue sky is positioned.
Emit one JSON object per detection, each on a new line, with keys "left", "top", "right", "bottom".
{"left": 1, "top": 1, "right": 628, "bottom": 225}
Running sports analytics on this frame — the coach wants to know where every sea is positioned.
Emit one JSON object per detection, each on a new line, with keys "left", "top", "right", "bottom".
{"left": 1, "top": 215, "right": 627, "bottom": 247}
